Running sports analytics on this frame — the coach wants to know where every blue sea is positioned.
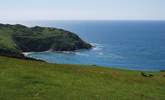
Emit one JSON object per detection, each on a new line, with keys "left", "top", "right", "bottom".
{"left": 18, "top": 20, "right": 165, "bottom": 71}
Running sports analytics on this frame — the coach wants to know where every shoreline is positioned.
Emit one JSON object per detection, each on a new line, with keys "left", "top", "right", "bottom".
{"left": 22, "top": 52, "right": 163, "bottom": 72}
{"left": 1, "top": 55, "right": 163, "bottom": 73}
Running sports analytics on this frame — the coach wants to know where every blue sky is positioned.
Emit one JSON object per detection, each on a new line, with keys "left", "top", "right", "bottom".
{"left": 0, "top": 0, "right": 164, "bottom": 20}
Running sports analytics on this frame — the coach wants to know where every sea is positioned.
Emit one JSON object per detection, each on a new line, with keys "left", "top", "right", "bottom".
{"left": 12, "top": 20, "right": 165, "bottom": 71}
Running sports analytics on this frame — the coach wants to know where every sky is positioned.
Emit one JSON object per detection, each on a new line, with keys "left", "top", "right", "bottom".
{"left": 0, "top": 0, "right": 165, "bottom": 21}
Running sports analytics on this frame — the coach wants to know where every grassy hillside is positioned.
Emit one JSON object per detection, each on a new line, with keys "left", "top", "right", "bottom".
{"left": 0, "top": 24, "right": 91, "bottom": 58}
{"left": 0, "top": 56, "right": 164, "bottom": 100}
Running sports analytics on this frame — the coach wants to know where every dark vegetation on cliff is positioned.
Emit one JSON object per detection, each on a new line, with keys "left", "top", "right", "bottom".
{"left": 0, "top": 23, "right": 92, "bottom": 58}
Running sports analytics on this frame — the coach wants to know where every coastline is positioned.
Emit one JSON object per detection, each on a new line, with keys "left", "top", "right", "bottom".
{"left": 22, "top": 51, "right": 163, "bottom": 72}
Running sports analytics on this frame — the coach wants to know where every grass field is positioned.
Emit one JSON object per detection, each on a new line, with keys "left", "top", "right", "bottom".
{"left": 0, "top": 56, "right": 165, "bottom": 100}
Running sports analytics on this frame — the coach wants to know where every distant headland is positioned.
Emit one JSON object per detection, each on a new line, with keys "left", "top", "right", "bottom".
{"left": 0, "top": 23, "right": 92, "bottom": 59}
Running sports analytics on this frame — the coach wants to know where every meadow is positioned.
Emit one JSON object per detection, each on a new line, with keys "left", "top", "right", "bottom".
{"left": 0, "top": 56, "right": 165, "bottom": 100}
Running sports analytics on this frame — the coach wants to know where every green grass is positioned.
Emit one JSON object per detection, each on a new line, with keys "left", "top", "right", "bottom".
{"left": 0, "top": 29, "right": 18, "bottom": 51}
{"left": 0, "top": 56, "right": 165, "bottom": 100}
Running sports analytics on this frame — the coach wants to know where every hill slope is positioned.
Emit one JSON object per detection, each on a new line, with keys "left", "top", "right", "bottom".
{"left": 0, "top": 56, "right": 165, "bottom": 100}
{"left": 0, "top": 24, "right": 92, "bottom": 58}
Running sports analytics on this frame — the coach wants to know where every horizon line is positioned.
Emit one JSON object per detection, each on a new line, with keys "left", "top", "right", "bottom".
{"left": 1, "top": 19, "right": 165, "bottom": 22}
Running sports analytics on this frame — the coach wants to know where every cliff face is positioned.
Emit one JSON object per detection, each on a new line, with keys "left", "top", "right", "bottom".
{"left": 0, "top": 24, "right": 92, "bottom": 58}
